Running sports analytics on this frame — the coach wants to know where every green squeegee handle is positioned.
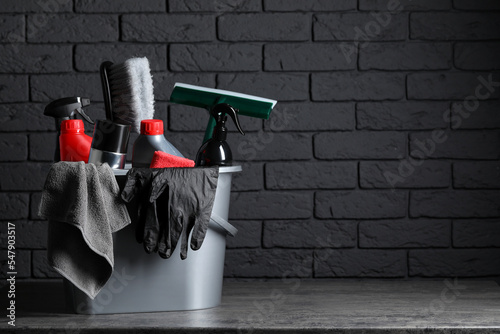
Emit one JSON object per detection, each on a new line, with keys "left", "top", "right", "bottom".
{"left": 203, "top": 116, "right": 217, "bottom": 143}
{"left": 170, "top": 84, "right": 274, "bottom": 142}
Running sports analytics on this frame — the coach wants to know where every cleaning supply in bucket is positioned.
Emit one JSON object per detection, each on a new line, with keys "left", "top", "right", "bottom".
{"left": 38, "top": 161, "right": 131, "bottom": 299}
{"left": 100, "top": 58, "right": 154, "bottom": 133}
{"left": 121, "top": 167, "right": 219, "bottom": 259}
{"left": 150, "top": 151, "right": 195, "bottom": 168}
{"left": 195, "top": 103, "right": 245, "bottom": 166}
{"left": 44, "top": 97, "right": 94, "bottom": 162}
{"left": 59, "top": 119, "right": 93, "bottom": 162}
{"left": 169, "top": 83, "right": 277, "bottom": 144}
{"left": 132, "top": 119, "right": 185, "bottom": 168}
{"left": 88, "top": 119, "right": 131, "bottom": 169}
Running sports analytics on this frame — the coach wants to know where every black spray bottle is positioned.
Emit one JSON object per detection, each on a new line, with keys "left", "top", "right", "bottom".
{"left": 195, "top": 103, "right": 245, "bottom": 166}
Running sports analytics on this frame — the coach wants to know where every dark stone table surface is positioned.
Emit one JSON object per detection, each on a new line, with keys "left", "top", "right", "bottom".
{"left": 1, "top": 280, "right": 499, "bottom": 333}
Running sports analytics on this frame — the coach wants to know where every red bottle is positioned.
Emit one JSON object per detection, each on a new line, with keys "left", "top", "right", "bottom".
{"left": 59, "top": 119, "right": 92, "bottom": 162}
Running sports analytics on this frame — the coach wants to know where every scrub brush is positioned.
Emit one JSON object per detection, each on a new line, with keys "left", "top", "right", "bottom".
{"left": 100, "top": 57, "right": 155, "bottom": 133}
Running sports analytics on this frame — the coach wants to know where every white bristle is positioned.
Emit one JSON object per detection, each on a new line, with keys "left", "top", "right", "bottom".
{"left": 108, "top": 57, "right": 155, "bottom": 133}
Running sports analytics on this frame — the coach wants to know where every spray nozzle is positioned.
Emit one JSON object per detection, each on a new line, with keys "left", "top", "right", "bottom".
{"left": 210, "top": 103, "right": 245, "bottom": 139}
{"left": 44, "top": 97, "right": 94, "bottom": 129}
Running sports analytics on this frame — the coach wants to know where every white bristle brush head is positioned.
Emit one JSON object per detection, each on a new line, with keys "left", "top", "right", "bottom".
{"left": 108, "top": 57, "right": 155, "bottom": 133}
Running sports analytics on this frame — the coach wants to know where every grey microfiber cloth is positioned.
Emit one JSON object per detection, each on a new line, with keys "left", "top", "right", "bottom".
{"left": 38, "top": 161, "right": 131, "bottom": 299}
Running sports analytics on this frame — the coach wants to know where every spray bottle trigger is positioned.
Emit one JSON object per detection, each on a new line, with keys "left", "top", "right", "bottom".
{"left": 211, "top": 103, "right": 245, "bottom": 136}
{"left": 76, "top": 107, "right": 95, "bottom": 124}
{"left": 227, "top": 107, "right": 244, "bottom": 136}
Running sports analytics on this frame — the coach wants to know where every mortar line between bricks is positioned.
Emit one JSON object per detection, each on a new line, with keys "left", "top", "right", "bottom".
{"left": 118, "top": 14, "right": 123, "bottom": 42}
{"left": 24, "top": 14, "right": 28, "bottom": 43}
{"left": 407, "top": 190, "right": 411, "bottom": 219}
{"left": 406, "top": 250, "right": 410, "bottom": 278}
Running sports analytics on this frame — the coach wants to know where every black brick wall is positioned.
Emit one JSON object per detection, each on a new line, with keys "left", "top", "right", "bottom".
{"left": 0, "top": 0, "right": 499, "bottom": 281}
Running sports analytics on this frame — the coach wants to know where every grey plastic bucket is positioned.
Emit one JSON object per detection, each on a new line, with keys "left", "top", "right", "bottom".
{"left": 65, "top": 165, "right": 241, "bottom": 314}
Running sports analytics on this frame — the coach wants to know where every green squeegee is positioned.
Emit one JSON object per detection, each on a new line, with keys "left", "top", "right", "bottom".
{"left": 169, "top": 83, "right": 277, "bottom": 142}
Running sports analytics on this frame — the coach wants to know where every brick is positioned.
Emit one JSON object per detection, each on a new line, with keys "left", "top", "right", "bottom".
{"left": 0, "top": 221, "right": 47, "bottom": 249}
{"left": 360, "top": 0, "right": 451, "bottom": 10}
{"left": 217, "top": 73, "right": 309, "bottom": 101}
{"left": 312, "top": 73, "right": 405, "bottom": 101}
{"left": 31, "top": 74, "right": 102, "bottom": 102}
{"left": 170, "top": 0, "right": 261, "bottom": 12}
{"left": 75, "top": 0, "right": 165, "bottom": 12}
{"left": 0, "top": 0, "right": 72, "bottom": 12}
{"left": 314, "top": 132, "right": 406, "bottom": 159}
{"left": 218, "top": 14, "right": 309, "bottom": 41}
{"left": 453, "top": 0, "right": 500, "bottom": 10}
{"left": 359, "top": 43, "right": 451, "bottom": 70}
{"left": 233, "top": 132, "right": 313, "bottom": 161}
{"left": 454, "top": 42, "right": 500, "bottom": 70}
{"left": 314, "top": 249, "right": 406, "bottom": 277}
{"left": 231, "top": 162, "right": 264, "bottom": 191}
{"left": 457, "top": 99, "right": 498, "bottom": 127}
{"left": 75, "top": 44, "right": 167, "bottom": 72}
{"left": 410, "top": 13, "right": 500, "bottom": 40}
{"left": 410, "top": 190, "right": 500, "bottom": 218}
{"left": 30, "top": 192, "right": 43, "bottom": 220}
{"left": 359, "top": 219, "right": 450, "bottom": 248}
{"left": 28, "top": 14, "right": 118, "bottom": 42}
{"left": 453, "top": 162, "right": 500, "bottom": 189}
{"left": 0, "top": 193, "right": 29, "bottom": 220}
{"left": 0, "top": 75, "right": 28, "bottom": 102}
{"left": 263, "top": 220, "right": 356, "bottom": 248}
{"left": 265, "top": 0, "right": 356, "bottom": 11}
{"left": 33, "top": 250, "right": 60, "bottom": 278}
{"left": 313, "top": 13, "right": 407, "bottom": 41}
{"left": 315, "top": 190, "right": 407, "bottom": 219}
{"left": 170, "top": 43, "right": 261, "bottom": 72}
{"left": 229, "top": 191, "right": 312, "bottom": 220}
{"left": 360, "top": 161, "right": 450, "bottom": 189}
{"left": 0, "top": 45, "right": 72, "bottom": 73}
{"left": 0, "top": 249, "right": 30, "bottom": 278}
{"left": 0, "top": 103, "right": 54, "bottom": 132}
{"left": 154, "top": 73, "right": 215, "bottom": 101}
{"left": 357, "top": 102, "right": 449, "bottom": 130}
{"left": 226, "top": 221, "right": 262, "bottom": 248}
{"left": 266, "top": 102, "right": 355, "bottom": 131}
{"left": 0, "top": 163, "right": 51, "bottom": 191}
{"left": 409, "top": 249, "right": 500, "bottom": 277}
{"left": 407, "top": 73, "right": 500, "bottom": 100}
{"left": 453, "top": 220, "right": 500, "bottom": 247}
{"left": 169, "top": 104, "right": 262, "bottom": 133}
{"left": 265, "top": 161, "right": 357, "bottom": 190}
{"left": 122, "top": 14, "right": 214, "bottom": 42}
{"left": 225, "top": 249, "right": 312, "bottom": 277}
{"left": 409, "top": 131, "right": 500, "bottom": 159}
{"left": 0, "top": 134, "right": 27, "bottom": 161}
{"left": 29, "top": 133, "right": 56, "bottom": 161}
{"left": 0, "top": 15, "right": 25, "bottom": 42}
{"left": 265, "top": 43, "right": 356, "bottom": 71}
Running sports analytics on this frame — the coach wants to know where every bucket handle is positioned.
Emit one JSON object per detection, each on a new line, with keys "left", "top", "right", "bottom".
{"left": 210, "top": 214, "right": 238, "bottom": 237}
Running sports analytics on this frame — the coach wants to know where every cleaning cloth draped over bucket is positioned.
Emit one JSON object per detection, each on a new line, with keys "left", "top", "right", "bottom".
{"left": 38, "top": 161, "right": 131, "bottom": 299}
{"left": 121, "top": 167, "right": 219, "bottom": 259}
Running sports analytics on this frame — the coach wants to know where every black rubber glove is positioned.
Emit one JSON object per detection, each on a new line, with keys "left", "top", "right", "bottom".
{"left": 121, "top": 168, "right": 160, "bottom": 253}
{"left": 151, "top": 167, "right": 219, "bottom": 260}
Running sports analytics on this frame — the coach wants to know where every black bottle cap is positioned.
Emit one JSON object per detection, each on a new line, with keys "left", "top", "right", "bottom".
{"left": 91, "top": 119, "right": 131, "bottom": 153}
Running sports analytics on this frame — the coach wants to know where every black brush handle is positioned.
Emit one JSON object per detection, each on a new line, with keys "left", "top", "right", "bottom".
{"left": 100, "top": 61, "right": 114, "bottom": 121}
